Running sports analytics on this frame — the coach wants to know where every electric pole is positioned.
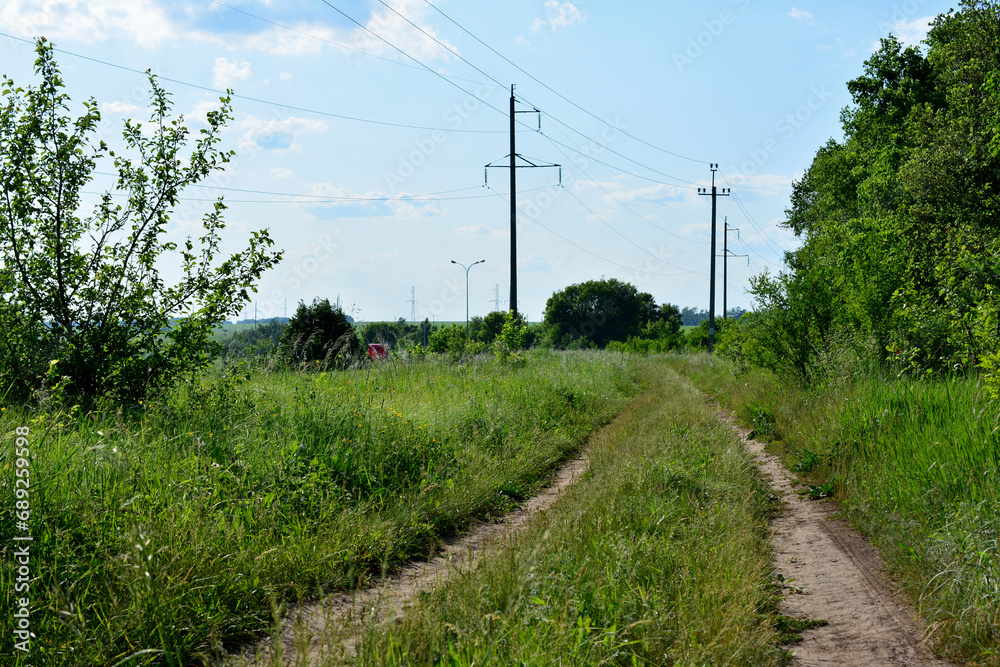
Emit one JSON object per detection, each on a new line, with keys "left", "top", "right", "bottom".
{"left": 485, "top": 85, "right": 560, "bottom": 318}
{"left": 698, "top": 164, "right": 730, "bottom": 353}
{"left": 719, "top": 218, "right": 747, "bottom": 320}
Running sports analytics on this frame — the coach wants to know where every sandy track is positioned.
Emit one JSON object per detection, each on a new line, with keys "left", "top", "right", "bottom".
{"left": 232, "top": 452, "right": 591, "bottom": 666}
{"left": 720, "top": 411, "right": 955, "bottom": 667}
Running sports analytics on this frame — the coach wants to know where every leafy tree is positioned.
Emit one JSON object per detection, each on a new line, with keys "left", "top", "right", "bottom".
{"left": 544, "top": 279, "right": 658, "bottom": 348}
{"left": 428, "top": 323, "right": 468, "bottom": 355}
{"left": 279, "top": 299, "right": 360, "bottom": 366}
{"left": 680, "top": 306, "right": 709, "bottom": 326}
{"left": 468, "top": 315, "right": 484, "bottom": 341}
{"left": 0, "top": 40, "right": 281, "bottom": 401}
{"left": 494, "top": 311, "right": 528, "bottom": 364}
{"left": 477, "top": 311, "right": 507, "bottom": 344}
{"left": 221, "top": 320, "right": 287, "bottom": 361}
{"left": 741, "top": 1, "right": 1000, "bottom": 378}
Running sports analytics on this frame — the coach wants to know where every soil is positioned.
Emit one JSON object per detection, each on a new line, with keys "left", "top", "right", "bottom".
{"left": 232, "top": 397, "right": 959, "bottom": 667}
{"left": 232, "top": 452, "right": 591, "bottom": 666}
{"left": 720, "top": 410, "right": 955, "bottom": 667}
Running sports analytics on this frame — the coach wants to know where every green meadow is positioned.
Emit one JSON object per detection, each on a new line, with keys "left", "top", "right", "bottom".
{"left": 671, "top": 354, "right": 1000, "bottom": 665}
{"left": 0, "top": 352, "right": 637, "bottom": 665}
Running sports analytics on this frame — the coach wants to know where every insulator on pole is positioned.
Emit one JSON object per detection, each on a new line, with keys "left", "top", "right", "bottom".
{"left": 558, "top": 167, "right": 562, "bottom": 184}
{"left": 484, "top": 168, "right": 488, "bottom": 185}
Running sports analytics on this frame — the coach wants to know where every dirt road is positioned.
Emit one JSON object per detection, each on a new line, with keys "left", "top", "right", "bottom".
{"left": 232, "top": 452, "right": 592, "bottom": 666}
{"left": 233, "top": 388, "right": 957, "bottom": 666}
{"left": 722, "top": 412, "right": 954, "bottom": 667}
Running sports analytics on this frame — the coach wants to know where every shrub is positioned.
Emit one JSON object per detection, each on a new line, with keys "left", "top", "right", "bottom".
{"left": 278, "top": 299, "right": 361, "bottom": 368}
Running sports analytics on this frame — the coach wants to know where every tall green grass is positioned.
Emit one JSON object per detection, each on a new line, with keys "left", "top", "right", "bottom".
{"left": 0, "top": 351, "right": 637, "bottom": 665}
{"left": 671, "top": 353, "right": 1000, "bottom": 665}
{"left": 355, "top": 359, "right": 786, "bottom": 666}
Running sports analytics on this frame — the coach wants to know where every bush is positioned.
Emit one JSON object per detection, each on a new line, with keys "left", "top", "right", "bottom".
{"left": 0, "top": 40, "right": 280, "bottom": 401}
{"left": 428, "top": 324, "right": 468, "bottom": 356}
{"left": 278, "top": 299, "right": 361, "bottom": 368}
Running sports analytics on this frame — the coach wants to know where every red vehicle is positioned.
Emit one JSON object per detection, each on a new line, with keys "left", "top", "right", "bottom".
{"left": 367, "top": 343, "right": 389, "bottom": 360}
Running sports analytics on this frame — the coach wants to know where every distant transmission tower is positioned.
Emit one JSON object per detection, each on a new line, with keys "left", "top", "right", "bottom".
{"left": 408, "top": 286, "right": 417, "bottom": 323}
{"left": 492, "top": 284, "right": 501, "bottom": 311}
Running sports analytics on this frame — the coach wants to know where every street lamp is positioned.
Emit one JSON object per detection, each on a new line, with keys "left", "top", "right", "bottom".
{"left": 451, "top": 259, "right": 486, "bottom": 338}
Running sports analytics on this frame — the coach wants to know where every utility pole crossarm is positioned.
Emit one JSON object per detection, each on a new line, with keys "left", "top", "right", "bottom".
{"left": 718, "top": 219, "right": 747, "bottom": 320}
{"left": 483, "top": 84, "right": 560, "bottom": 318}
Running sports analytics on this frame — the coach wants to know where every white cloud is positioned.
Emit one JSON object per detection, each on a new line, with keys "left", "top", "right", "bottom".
{"left": 532, "top": 1, "right": 586, "bottom": 32}
{"left": 0, "top": 0, "right": 180, "bottom": 48}
{"left": 212, "top": 57, "right": 252, "bottom": 88}
{"left": 456, "top": 224, "right": 492, "bottom": 235}
{"left": 889, "top": 16, "right": 934, "bottom": 47}
{"left": 280, "top": 72, "right": 294, "bottom": 81}
{"left": 351, "top": 0, "right": 457, "bottom": 62}
{"left": 514, "top": 35, "right": 531, "bottom": 48}
{"left": 101, "top": 101, "right": 142, "bottom": 114}
{"left": 681, "top": 222, "right": 710, "bottom": 236}
{"left": 269, "top": 167, "right": 294, "bottom": 180}
{"left": 237, "top": 25, "right": 336, "bottom": 57}
{"left": 188, "top": 99, "right": 223, "bottom": 126}
{"left": 239, "top": 116, "right": 328, "bottom": 152}
{"left": 233, "top": 0, "right": 455, "bottom": 62}
{"left": 788, "top": 7, "right": 814, "bottom": 21}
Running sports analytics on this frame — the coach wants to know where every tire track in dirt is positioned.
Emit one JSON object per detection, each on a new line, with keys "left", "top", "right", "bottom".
{"left": 230, "top": 451, "right": 592, "bottom": 666}
{"left": 719, "top": 410, "right": 955, "bottom": 667}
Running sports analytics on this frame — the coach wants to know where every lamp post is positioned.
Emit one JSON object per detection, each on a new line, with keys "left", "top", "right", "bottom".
{"left": 451, "top": 259, "right": 486, "bottom": 338}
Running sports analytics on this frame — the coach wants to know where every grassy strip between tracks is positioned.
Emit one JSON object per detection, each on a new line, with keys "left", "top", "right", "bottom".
{"left": 670, "top": 353, "right": 1000, "bottom": 665}
{"left": 354, "top": 358, "right": 786, "bottom": 666}
{"left": 0, "top": 350, "right": 637, "bottom": 665}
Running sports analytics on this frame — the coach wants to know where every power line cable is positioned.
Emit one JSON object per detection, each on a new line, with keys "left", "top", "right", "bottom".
{"left": 485, "top": 186, "right": 702, "bottom": 278}
{"left": 316, "top": 1, "right": 514, "bottom": 124}
{"left": 90, "top": 171, "right": 486, "bottom": 200}
{"left": 82, "top": 177, "right": 553, "bottom": 204}
{"left": 208, "top": 0, "right": 495, "bottom": 86}
{"left": 420, "top": 0, "right": 706, "bottom": 164}
{"left": 537, "top": 131, "right": 699, "bottom": 188}
{"left": 559, "top": 185, "right": 704, "bottom": 273}
{"left": 718, "top": 170, "right": 789, "bottom": 257}
{"left": 516, "top": 92, "right": 700, "bottom": 186}
{"left": 362, "top": 2, "right": 701, "bottom": 185}
{"left": 537, "top": 133, "right": 706, "bottom": 245}
{"left": 0, "top": 31, "right": 506, "bottom": 134}
{"left": 374, "top": 0, "right": 504, "bottom": 88}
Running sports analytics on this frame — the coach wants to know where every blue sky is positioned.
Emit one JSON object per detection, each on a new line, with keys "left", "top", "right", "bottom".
{"left": 0, "top": 0, "right": 954, "bottom": 323}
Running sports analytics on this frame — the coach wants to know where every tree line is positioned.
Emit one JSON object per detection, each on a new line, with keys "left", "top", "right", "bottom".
{"left": 725, "top": 0, "right": 1000, "bottom": 390}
